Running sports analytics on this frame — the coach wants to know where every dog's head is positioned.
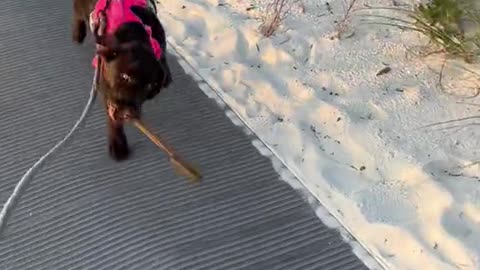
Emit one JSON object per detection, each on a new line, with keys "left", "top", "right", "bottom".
{"left": 96, "top": 39, "right": 166, "bottom": 122}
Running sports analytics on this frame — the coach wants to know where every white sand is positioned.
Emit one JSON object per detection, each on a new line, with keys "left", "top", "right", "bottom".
{"left": 156, "top": 0, "right": 480, "bottom": 269}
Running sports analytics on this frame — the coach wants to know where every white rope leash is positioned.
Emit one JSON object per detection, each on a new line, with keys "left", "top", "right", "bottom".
{"left": 0, "top": 65, "right": 99, "bottom": 236}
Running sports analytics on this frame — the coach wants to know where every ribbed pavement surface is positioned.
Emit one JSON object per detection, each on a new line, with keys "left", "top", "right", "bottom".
{"left": 0, "top": 0, "right": 371, "bottom": 269}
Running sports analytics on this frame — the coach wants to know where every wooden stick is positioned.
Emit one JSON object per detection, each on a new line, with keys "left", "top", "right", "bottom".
{"left": 132, "top": 119, "right": 174, "bottom": 155}
{"left": 132, "top": 119, "right": 202, "bottom": 182}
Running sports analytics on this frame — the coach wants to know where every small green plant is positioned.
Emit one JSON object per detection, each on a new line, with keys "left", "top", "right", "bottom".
{"left": 364, "top": 0, "right": 480, "bottom": 63}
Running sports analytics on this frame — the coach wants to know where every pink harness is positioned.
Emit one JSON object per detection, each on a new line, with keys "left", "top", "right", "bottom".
{"left": 90, "top": 0, "right": 162, "bottom": 68}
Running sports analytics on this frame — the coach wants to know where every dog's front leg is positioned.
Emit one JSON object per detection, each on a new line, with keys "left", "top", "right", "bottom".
{"left": 72, "top": 0, "right": 88, "bottom": 43}
{"left": 107, "top": 111, "right": 130, "bottom": 161}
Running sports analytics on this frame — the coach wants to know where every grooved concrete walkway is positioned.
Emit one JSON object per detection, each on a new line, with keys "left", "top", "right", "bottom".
{"left": 0, "top": 0, "right": 371, "bottom": 269}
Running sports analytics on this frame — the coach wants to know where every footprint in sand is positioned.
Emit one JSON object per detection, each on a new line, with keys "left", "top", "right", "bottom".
{"left": 353, "top": 179, "right": 419, "bottom": 225}
{"left": 384, "top": 84, "right": 424, "bottom": 106}
{"left": 197, "top": 27, "right": 252, "bottom": 61}
{"left": 314, "top": 72, "right": 351, "bottom": 98}
{"left": 321, "top": 165, "right": 370, "bottom": 196}
{"left": 424, "top": 159, "right": 480, "bottom": 206}
{"left": 304, "top": 102, "right": 348, "bottom": 141}
{"left": 270, "top": 122, "right": 304, "bottom": 161}
{"left": 442, "top": 207, "right": 478, "bottom": 249}
{"left": 344, "top": 101, "right": 389, "bottom": 123}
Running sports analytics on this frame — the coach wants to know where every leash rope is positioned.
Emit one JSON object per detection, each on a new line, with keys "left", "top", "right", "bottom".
{"left": 0, "top": 64, "right": 99, "bottom": 236}
{"left": 0, "top": 0, "right": 114, "bottom": 236}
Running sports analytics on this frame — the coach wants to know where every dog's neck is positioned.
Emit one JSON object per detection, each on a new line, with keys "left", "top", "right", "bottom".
{"left": 114, "top": 22, "right": 151, "bottom": 44}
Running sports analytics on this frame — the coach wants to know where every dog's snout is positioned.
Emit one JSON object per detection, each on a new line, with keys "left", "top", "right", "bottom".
{"left": 122, "top": 111, "right": 133, "bottom": 120}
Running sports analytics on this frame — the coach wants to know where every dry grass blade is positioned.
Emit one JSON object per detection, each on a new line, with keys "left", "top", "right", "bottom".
{"left": 259, "top": 0, "right": 300, "bottom": 37}
{"left": 335, "top": 0, "right": 360, "bottom": 38}
{"left": 357, "top": 6, "right": 415, "bottom": 14}
{"left": 463, "top": 161, "right": 480, "bottom": 168}
{"left": 457, "top": 101, "right": 480, "bottom": 107}
{"left": 419, "top": 115, "right": 480, "bottom": 128}
{"left": 132, "top": 119, "right": 202, "bottom": 183}
{"left": 360, "top": 21, "right": 425, "bottom": 32}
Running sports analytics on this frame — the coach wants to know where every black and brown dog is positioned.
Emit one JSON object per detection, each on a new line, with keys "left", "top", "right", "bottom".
{"left": 72, "top": 0, "right": 172, "bottom": 161}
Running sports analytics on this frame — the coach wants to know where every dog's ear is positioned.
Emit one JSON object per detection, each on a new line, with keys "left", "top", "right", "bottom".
{"left": 96, "top": 45, "right": 118, "bottom": 62}
{"left": 145, "top": 59, "right": 171, "bottom": 100}
{"left": 158, "top": 58, "right": 172, "bottom": 88}
{"left": 144, "top": 62, "right": 162, "bottom": 100}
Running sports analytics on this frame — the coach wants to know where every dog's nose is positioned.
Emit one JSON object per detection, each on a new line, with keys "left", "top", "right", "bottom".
{"left": 122, "top": 109, "right": 139, "bottom": 120}
{"left": 123, "top": 111, "right": 132, "bottom": 120}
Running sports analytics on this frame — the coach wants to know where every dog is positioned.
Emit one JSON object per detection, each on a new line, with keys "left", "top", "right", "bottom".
{"left": 72, "top": 0, "right": 172, "bottom": 161}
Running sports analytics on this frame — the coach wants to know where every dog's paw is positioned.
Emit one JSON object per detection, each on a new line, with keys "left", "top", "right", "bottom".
{"left": 163, "top": 70, "right": 173, "bottom": 88}
{"left": 161, "top": 59, "right": 173, "bottom": 88}
{"left": 72, "top": 20, "right": 87, "bottom": 44}
{"left": 108, "top": 134, "right": 130, "bottom": 161}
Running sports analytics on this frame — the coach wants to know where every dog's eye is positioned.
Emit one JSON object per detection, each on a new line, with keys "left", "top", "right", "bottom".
{"left": 120, "top": 73, "right": 133, "bottom": 83}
